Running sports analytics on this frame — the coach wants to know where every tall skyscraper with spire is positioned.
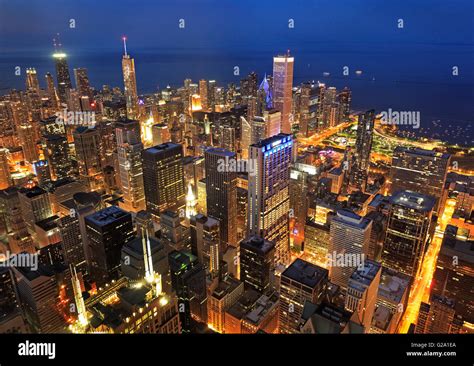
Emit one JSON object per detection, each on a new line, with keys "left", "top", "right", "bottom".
{"left": 272, "top": 52, "right": 294, "bottom": 134}
{"left": 52, "top": 34, "right": 72, "bottom": 105}
{"left": 121, "top": 37, "right": 139, "bottom": 120}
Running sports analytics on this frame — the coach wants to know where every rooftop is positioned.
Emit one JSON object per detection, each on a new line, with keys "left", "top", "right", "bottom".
{"left": 378, "top": 267, "right": 411, "bottom": 304}
{"left": 391, "top": 190, "right": 436, "bottom": 212}
{"left": 282, "top": 258, "right": 328, "bottom": 289}
{"left": 252, "top": 133, "right": 292, "bottom": 149}
{"left": 145, "top": 142, "right": 182, "bottom": 155}
{"left": 122, "top": 236, "right": 164, "bottom": 256}
{"left": 240, "top": 236, "right": 275, "bottom": 255}
{"left": 349, "top": 260, "right": 382, "bottom": 291}
{"left": 333, "top": 209, "right": 371, "bottom": 230}
{"left": 212, "top": 276, "right": 242, "bottom": 300}
{"left": 85, "top": 205, "right": 130, "bottom": 227}
{"left": 35, "top": 215, "right": 59, "bottom": 231}
{"left": 19, "top": 186, "right": 47, "bottom": 198}
{"left": 393, "top": 146, "right": 450, "bottom": 160}
{"left": 204, "top": 147, "right": 235, "bottom": 158}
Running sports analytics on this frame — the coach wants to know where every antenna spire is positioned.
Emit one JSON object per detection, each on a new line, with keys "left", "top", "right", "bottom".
{"left": 122, "top": 36, "right": 128, "bottom": 56}
{"left": 53, "top": 33, "right": 62, "bottom": 51}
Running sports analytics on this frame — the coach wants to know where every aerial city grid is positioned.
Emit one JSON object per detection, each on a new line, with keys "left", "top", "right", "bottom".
{"left": 0, "top": 1, "right": 472, "bottom": 353}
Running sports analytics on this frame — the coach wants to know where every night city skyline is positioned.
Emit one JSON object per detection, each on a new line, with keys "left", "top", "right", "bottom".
{"left": 0, "top": 1, "right": 472, "bottom": 364}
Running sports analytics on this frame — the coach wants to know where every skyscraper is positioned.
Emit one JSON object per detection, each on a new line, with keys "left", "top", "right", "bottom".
{"left": 415, "top": 295, "right": 463, "bottom": 334}
{"left": 240, "top": 72, "right": 258, "bottom": 99}
{"left": 13, "top": 265, "right": 67, "bottom": 333}
{"left": 0, "top": 267, "right": 27, "bottom": 333}
{"left": 73, "top": 126, "right": 104, "bottom": 191}
{"left": 168, "top": 250, "right": 208, "bottom": 331}
{"left": 45, "top": 72, "right": 59, "bottom": 108}
{"left": 74, "top": 68, "right": 93, "bottom": 101}
{"left": 432, "top": 225, "right": 474, "bottom": 323}
{"left": 279, "top": 258, "right": 328, "bottom": 334}
{"left": 240, "top": 236, "right": 275, "bottom": 293}
{"left": 121, "top": 37, "right": 139, "bottom": 120}
{"left": 18, "top": 186, "right": 52, "bottom": 236}
{"left": 204, "top": 148, "right": 238, "bottom": 250}
{"left": 390, "top": 147, "right": 450, "bottom": 213}
{"left": 43, "top": 134, "right": 72, "bottom": 181}
{"left": 272, "top": 52, "right": 294, "bottom": 134}
{"left": 349, "top": 110, "right": 375, "bottom": 191}
{"left": 345, "top": 259, "right": 382, "bottom": 331}
{"left": 26, "top": 68, "right": 40, "bottom": 93}
{"left": 329, "top": 210, "right": 372, "bottom": 290}
{"left": 248, "top": 134, "right": 292, "bottom": 265}
{"left": 115, "top": 119, "right": 145, "bottom": 212}
{"left": 337, "top": 87, "right": 352, "bottom": 121}
{"left": 382, "top": 190, "right": 435, "bottom": 278}
{"left": 199, "top": 79, "right": 209, "bottom": 110}
{"left": 142, "top": 142, "right": 186, "bottom": 218}
{"left": 58, "top": 211, "right": 89, "bottom": 276}
{"left": 53, "top": 47, "right": 72, "bottom": 104}
{"left": 190, "top": 214, "right": 220, "bottom": 278}
{"left": 85, "top": 206, "right": 134, "bottom": 286}
{"left": 298, "top": 81, "right": 318, "bottom": 137}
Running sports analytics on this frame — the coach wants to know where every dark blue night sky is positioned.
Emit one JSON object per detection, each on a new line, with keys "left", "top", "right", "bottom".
{"left": 0, "top": 0, "right": 473, "bottom": 143}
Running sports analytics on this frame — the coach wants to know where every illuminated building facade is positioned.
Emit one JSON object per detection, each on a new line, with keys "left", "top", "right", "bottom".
{"left": 204, "top": 148, "right": 238, "bottom": 250}
{"left": 239, "top": 236, "right": 275, "bottom": 293}
{"left": 272, "top": 53, "right": 294, "bottom": 134}
{"left": 248, "top": 134, "right": 293, "bottom": 265}
{"left": 142, "top": 142, "right": 186, "bottom": 218}
{"left": 349, "top": 110, "right": 375, "bottom": 192}
{"left": 345, "top": 259, "right": 381, "bottom": 331}
{"left": 390, "top": 147, "right": 450, "bottom": 213}
{"left": 53, "top": 51, "right": 72, "bottom": 104}
{"left": 190, "top": 214, "right": 220, "bottom": 278}
{"left": 382, "top": 190, "right": 435, "bottom": 278}
{"left": 432, "top": 225, "right": 474, "bottom": 323}
{"left": 73, "top": 126, "right": 105, "bottom": 191}
{"left": 116, "top": 119, "right": 145, "bottom": 212}
{"left": 329, "top": 210, "right": 372, "bottom": 290}
{"left": 207, "top": 276, "right": 244, "bottom": 333}
{"left": 279, "top": 259, "right": 328, "bottom": 334}
{"left": 121, "top": 38, "right": 139, "bottom": 120}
